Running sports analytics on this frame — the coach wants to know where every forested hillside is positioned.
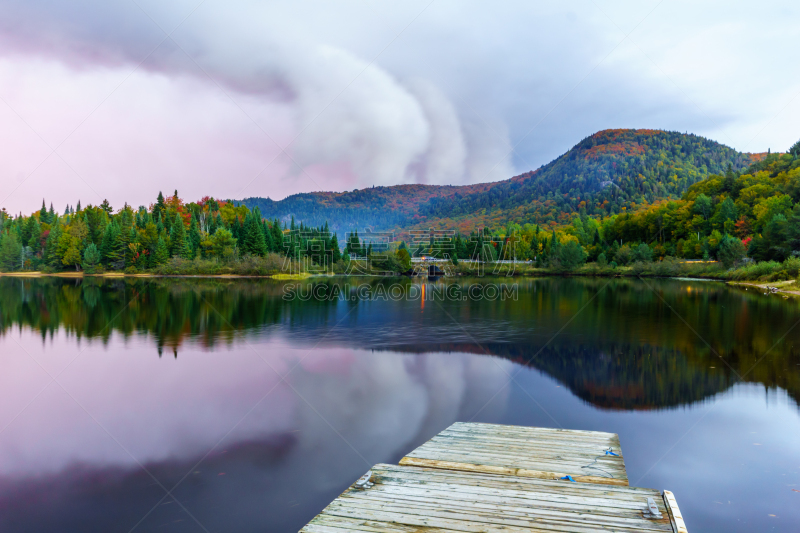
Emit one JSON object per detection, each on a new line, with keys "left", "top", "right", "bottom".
{"left": 242, "top": 182, "right": 499, "bottom": 232}
{"left": 242, "top": 129, "right": 762, "bottom": 234}
{"left": 598, "top": 147, "right": 800, "bottom": 263}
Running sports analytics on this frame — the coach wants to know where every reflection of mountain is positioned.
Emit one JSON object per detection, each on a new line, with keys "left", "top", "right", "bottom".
{"left": 379, "top": 342, "right": 732, "bottom": 410}
{"left": 1, "top": 276, "right": 798, "bottom": 410}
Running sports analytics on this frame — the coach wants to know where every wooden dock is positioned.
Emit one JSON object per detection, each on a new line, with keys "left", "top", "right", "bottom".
{"left": 400, "top": 422, "right": 629, "bottom": 486}
{"left": 300, "top": 422, "right": 688, "bottom": 533}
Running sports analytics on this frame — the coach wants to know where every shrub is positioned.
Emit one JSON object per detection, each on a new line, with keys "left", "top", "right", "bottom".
{"left": 632, "top": 243, "right": 653, "bottom": 263}
{"left": 730, "top": 261, "right": 783, "bottom": 281}
{"left": 651, "top": 256, "right": 682, "bottom": 277}
{"left": 559, "top": 241, "right": 587, "bottom": 270}
{"left": 783, "top": 256, "right": 800, "bottom": 278}
{"left": 630, "top": 261, "right": 647, "bottom": 275}
{"left": 717, "top": 236, "right": 746, "bottom": 268}
{"left": 614, "top": 245, "right": 633, "bottom": 265}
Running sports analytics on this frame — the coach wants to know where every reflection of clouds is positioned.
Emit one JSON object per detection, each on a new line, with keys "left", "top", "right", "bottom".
{"left": 289, "top": 350, "right": 511, "bottom": 489}
{"left": 0, "top": 331, "right": 511, "bottom": 479}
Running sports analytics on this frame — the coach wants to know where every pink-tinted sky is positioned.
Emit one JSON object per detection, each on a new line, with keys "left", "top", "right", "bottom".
{"left": 0, "top": 0, "right": 798, "bottom": 214}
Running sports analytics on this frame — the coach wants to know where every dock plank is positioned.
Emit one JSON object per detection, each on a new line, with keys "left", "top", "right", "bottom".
{"left": 301, "top": 464, "right": 675, "bottom": 533}
{"left": 400, "top": 422, "right": 628, "bottom": 486}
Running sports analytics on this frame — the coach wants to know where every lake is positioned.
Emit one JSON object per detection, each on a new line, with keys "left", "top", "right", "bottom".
{"left": 0, "top": 276, "right": 798, "bottom": 532}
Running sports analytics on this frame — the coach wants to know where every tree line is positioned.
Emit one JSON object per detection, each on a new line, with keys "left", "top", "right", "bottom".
{"left": 0, "top": 192, "right": 344, "bottom": 273}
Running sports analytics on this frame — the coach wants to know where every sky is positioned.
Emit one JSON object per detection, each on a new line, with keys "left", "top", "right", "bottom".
{"left": 0, "top": 0, "right": 798, "bottom": 215}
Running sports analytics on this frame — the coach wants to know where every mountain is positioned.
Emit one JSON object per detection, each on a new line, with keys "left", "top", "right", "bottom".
{"left": 241, "top": 129, "right": 764, "bottom": 235}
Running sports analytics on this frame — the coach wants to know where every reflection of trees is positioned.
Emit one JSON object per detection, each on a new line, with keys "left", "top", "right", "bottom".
{"left": 378, "top": 342, "right": 732, "bottom": 410}
{"left": 0, "top": 278, "right": 304, "bottom": 355}
{"left": 1, "top": 276, "right": 798, "bottom": 408}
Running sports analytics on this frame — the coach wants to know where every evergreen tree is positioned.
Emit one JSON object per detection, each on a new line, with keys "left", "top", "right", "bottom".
{"left": 0, "top": 233, "right": 22, "bottom": 271}
{"left": 271, "top": 219, "right": 284, "bottom": 254}
{"left": 153, "top": 237, "right": 169, "bottom": 266}
{"left": 169, "top": 212, "right": 188, "bottom": 257}
{"left": 330, "top": 234, "right": 341, "bottom": 263}
{"left": 44, "top": 219, "right": 63, "bottom": 269}
{"left": 154, "top": 191, "right": 166, "bottom": 221}
{"left": 789, "top": 138, "right": 800, "bottom": 158}
{"left": 189, "top": 213, "right": 202, "bottom": 258}
{"left": 39, "top": 200, "right": 49, "bottom": 224}
{"left": 241, "top": 212, "right": 267, "bottom": 256}
{"left": 125, "top": 226, "right": 139, "bottom": 268}
{"left": 263, "top": 220, "right": 274, "bottom": 252}
{"left": 82, "top": 243, "right": 101, "bottom": 272}
{"left": 101, "top": 222, "right": 125, "bottom": 267}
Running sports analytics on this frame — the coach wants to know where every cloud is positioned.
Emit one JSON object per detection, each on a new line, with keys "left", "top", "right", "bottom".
{"left": 0, "top": 0, "right": 500, "bottom": 210}
{"left": 0, "top": 0, "right": 798, "bottom": 213}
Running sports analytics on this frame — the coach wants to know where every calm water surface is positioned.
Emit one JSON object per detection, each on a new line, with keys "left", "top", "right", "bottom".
{"left": 0, "top": 276, "right": 798, "bottom": 532}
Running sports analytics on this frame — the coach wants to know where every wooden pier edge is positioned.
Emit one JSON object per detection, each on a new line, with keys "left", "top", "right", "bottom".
{"left": 663, "top": 490, "right": 689, "bottom": 533}
{"left": 398, "top": 456, "right": 629, "bottom": 486}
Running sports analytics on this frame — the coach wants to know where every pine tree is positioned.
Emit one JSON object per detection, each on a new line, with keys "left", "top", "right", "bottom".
{"left": 331, "top": 234, "right": 341, "bottom": 263}
{"left": 125, "top": 227, "right": 139, "bottom": 268}
{"left": 263, "top": 220, "right": 274, "bottom": 253}
{"left": 154, "top": 191, "right": 166, "bottom": 221}
{"left": 0, "top": 233, "right": 22, "bottom": 271}
{"left": 170, "top": 212, "right": 193, "bottom": 259}
{"left": 271, "top": 219, "right": 284, "bottom": 254}
{"left": 188, "top": 213, "right": 201, "bottom": 258}
{"left": 100, "top": 222, "right": 123, "bottom": 267}
{"left": 39, "top": 200, "right": 48, "bottom": 224}
{"left": 43, "top": 218, "right": 62, "bottom": 269}
{"left": 82, "top": 243, "right": 101, "bottom": 272}
{"left": 241, "top": 213, "right": 267, "bottom": 256}
{"left": 153, "top": 236, "right": 169, "bottom": 266}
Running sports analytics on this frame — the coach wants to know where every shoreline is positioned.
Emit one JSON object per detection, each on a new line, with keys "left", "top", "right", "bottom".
{"left": 0, "top": 272, "right": 313, "bottom": 280}
{"left": 1, "top": 270, "right": 797, "bottom": 294}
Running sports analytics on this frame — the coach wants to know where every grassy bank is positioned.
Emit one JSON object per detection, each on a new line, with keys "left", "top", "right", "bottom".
{"left": 4, "top": 254, "right": 799, "bottom": 289}
{"left": 452, "top": 256, "right": 800, "bottom": 284}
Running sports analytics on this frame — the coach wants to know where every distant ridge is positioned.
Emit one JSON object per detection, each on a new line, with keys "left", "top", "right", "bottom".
{"left": 241, "top": 129, "right": 763, "bottom": 234}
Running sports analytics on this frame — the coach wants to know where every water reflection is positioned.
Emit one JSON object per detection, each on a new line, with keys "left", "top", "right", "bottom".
{"left": 0, "top": 277, "right": 799, "bottom": 532}
{"left": 1, "top": 276, "right": 798, "bottom": 409}
{"left": 0, "top": 332, "right": 509, "bottom": 532}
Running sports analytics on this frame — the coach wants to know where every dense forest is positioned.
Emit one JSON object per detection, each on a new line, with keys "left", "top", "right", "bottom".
{"left": 0, "top": 192, "right": 346, "bottom": 274}
{"left": 428, "top": 140, "right": 800, "bottom": 275}
{"left": 242, "top": 129, "right": 762, "bottom": 234}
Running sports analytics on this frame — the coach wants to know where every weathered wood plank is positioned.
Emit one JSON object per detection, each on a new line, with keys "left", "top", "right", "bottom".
{"left": 398, "top": 457, "right": 627, "bottom": 486}
{"left": 377, "top": 464, "right": 661, "bottom": 500}
{"left": 663, "top": 490, "right": 688, "bottom": 533}
{"left": 404, "top": 447, "right": 626, "bottom": 474}
{"left": 402, "top": 422, "right": 628, "bottom": 486}
{"left": 450, "top": 422, "right": 619, "bottom": 439}
{"left": 300, "top": 464, "right": 681, "bottom": 533}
